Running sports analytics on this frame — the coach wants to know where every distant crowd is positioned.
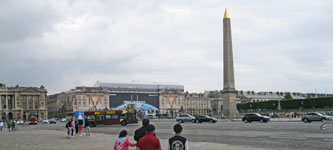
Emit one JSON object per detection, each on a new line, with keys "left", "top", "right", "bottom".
{"left": 65, "top": 114, "right": 90, "bottom": 137}
{"left": 0, "top": 119, "right": 16, "bottom": 132}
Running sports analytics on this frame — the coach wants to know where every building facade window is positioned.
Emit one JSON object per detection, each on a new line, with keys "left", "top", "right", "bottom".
{"left": 8, "top": 96, "right": 13, "bottom": 109}
{"left": 28, "top": 96, "right": 33, "bottom": 109}
{"left": 34, "top": 96, "right": 39, "bottom": 109}
{"left": 1, "top": 96, "right": 6, "bottom": 109}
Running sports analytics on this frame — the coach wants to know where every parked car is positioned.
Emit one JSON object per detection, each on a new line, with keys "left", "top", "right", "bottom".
{"left": 61, "top": 118, "right": 67, "bottom": 122}
{"left": 302, "top": 112, "right": 332, "bottom": 123}
{"left": 29, "top": 120, "right": 38, "bottom": 125}
{"left": 194, "top": 115, "right": 217, "bottom": 123}
{"left": 49, "top": 118, "right": 57, "bottom": 124}
{"left": 147, "top": 114, "right": 156, "bottom": 119}
{"left": 176, "top": 114, "right": 195, "bottom": 123}
{"left": 17, "top": 120, "right": 24, "bottom": 125}
{"left": 41, "top": 119, "right": 49, "bottom": 124}
{"left": 242, "top": 113, "right": 270, "bottom": 123}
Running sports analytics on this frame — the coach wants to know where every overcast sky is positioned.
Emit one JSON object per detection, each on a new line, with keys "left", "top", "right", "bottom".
{"left": 1, "top": 0, "right": 333, "bottom": 94}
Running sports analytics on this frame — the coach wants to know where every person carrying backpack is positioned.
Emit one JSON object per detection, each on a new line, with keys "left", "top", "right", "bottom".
{"left": 7, "top": 120, "right": 11, "bottom": 132}
{"left": 84, "top": 117, "right": 90, "bottom": 136}
{"left": 114, "top": 130, "right": 136, "bottom": 150}
{"left": 0, "top": 120, "right": 3, "bottom": 132}
{"left": 134, "top": 119, "right": 156, "bottom": 142}
{"left": 65, "top": 120, "right": 72, "bottom": 139}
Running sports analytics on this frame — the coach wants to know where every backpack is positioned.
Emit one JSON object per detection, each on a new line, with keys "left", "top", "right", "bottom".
{"left": 115, "top": 139, "right": 126, "bottom": 150}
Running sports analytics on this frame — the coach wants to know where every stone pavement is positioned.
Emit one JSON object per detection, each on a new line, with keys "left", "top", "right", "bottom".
{"left": 0, "top": 129, "right": 276, "bottom": 150}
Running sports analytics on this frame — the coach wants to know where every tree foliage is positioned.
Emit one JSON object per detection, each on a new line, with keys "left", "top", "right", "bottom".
{"left": 237, "top": 97, "right": 333, "bottom": 111}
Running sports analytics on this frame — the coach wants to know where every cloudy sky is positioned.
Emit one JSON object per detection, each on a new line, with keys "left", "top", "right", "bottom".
{"left": 1, "top": 0, "right": 333, "bottom": 94}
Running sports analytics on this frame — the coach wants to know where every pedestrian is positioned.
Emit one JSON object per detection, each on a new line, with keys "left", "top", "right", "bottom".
{"left": 71, "top": 118, "right": 75, "bottom": 137}
{"left": 11, "top": 120, "right": 15, "bottom": 132}
{"left": 168, "top": 124, "right": 188, "bottom": 150}
{"left": 65, "top": 120, "right": 72, "bottom": 139}
{"left": 78, "top": 114, "right": 84, "bottom": 136}
{"left": 134, "top": 119, "right": 156, "bottom": 142}
{"left": 84, "top": 117, "right": 90, "bottom": 136}
{"left": 136, "top": 124, "right": 161, "bottom": 150}
{"left": 7, "top": 120, "right": 11, "bottom": 132}
{"left": 0, "top": 120, "right": 3, "bottom": 132}
{"left": 114, "top": 130, "right": 136, "bottom": 150}
{"left": 74, "top": 119, "right": 79, "bottom": 137}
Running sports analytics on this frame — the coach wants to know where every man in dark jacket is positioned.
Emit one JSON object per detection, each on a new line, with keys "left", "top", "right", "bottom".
{"left": 134, "top": 119, "right": 155, "bottom": 142}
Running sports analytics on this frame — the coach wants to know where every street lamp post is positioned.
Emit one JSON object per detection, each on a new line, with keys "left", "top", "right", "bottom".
{"left": 250, "top": 104, "right": 252, "bottom": 112}
{"left": 277, "top": 100, "right": 281, "bottom": 113}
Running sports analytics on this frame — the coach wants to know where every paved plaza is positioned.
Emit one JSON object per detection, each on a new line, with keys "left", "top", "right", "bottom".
{"left": 1, "top": 120, "right": 333, "bottom": 150}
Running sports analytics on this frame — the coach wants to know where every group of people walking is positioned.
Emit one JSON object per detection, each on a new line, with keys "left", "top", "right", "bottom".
{"left": 0, "top": 120, "right": 16, "bottom": 132}
{"left": 65, "top": 116, "right": 90, "bottom": 139}
{"left": 114, "top": 119, "right": 188, "bottom": 150}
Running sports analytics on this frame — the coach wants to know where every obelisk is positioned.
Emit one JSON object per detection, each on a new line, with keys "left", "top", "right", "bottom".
{"left": 222, "top": 8, "right": 238, "bottom": 118}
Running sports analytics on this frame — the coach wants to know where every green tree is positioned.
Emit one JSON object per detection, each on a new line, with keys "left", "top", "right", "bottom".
{"left": 284, "top": 93, "right": 293, "bottom": 100}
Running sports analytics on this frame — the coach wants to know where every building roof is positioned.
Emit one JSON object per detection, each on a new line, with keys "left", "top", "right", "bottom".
{"left": 94, "top": 81, "right": 184, "bottom": 90}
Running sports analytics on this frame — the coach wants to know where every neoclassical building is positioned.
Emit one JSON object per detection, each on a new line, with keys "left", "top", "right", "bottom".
{"left": 159, "top": 89, "right": 185, "bottom": 117}
{"left": 0, "top": 83, "right": 48, "bottom": 121}
{"left": 48, "top": 82, "right": 185, "bottom": 118}
{"left": 47, "top": 87, "right": 109, "bottom": 118}
{"left": 97, "top": 82, "right": 185, "bottom": 116}
{"left": 184, "top": 92, "right": 212, "bottom": 115}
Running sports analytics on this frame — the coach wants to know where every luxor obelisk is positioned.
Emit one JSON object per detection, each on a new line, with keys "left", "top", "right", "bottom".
{"left": 222, "top": 8, "right": 238, "bottom": 118}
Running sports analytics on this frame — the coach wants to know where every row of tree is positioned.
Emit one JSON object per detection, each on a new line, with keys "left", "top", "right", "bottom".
{"left": 237, "top": 97, "right": 333, "bottom": 111}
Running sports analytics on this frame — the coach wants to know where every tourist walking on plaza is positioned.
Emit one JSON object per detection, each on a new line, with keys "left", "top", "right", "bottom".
{"left": 168, "top": 124, "right": 188, "bottom": 150}
{"left": 0, "top": 120, "right": 3, "bottom": 132}
{"left": 84, "top": 117, "right": 90, "bottom": 136}
{"left": 7, "top": 120, "right": 11, "bottom": 132}
{"left": 71, "top": 119, "right": 75, "bottom": 136}
{"left": 75, "top": 120, "right": 79, "bottom": 137}
{"left": 11, "top": 120, "right": 16, "bottom": 132}
{"left": 136, "top": 124, "right": 161, "bottom": 150}
{"left": 65, "top": 120, "right": 72, "bottom": 138}
{"left": 65, "top": 119, "right": 74, "bottom": 139}
{"left": 78, "top": 114, "right": 84, "bottom": 136}
{"left": 134, "top": 119, "right": 156, "bottom": 142}
{"left": 114, "top": 130, "right": 136, "bottom": 150}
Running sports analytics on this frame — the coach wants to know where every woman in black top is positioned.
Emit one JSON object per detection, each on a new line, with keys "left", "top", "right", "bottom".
{"left": 75, "top": 120, "right": 79, "bottom": 137}
{"left": 85, "top": 119, "right": 90, "bottom": 136}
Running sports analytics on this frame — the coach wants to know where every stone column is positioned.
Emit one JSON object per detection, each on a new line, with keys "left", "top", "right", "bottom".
{"left": 13, "top": 95, "right": 16, "bottom": 110}
{"left": 32, "top": 96, "right": 35, "bottom": 110}
{"left": 25, "top": 95, "right": 29, "bottom": 109}
{"left": 6, "top": 95, "right": 8, "bottom": 110}
{"left": 21, "top": 111, "right": 23, "bottom": 120}
{"left": 0, "top": 95, "right": 2, "bottom": 110}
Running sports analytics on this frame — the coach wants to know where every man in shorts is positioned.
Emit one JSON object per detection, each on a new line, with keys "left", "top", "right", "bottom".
{"left": 84, "top": 116, "right": 90, "bottom": 136}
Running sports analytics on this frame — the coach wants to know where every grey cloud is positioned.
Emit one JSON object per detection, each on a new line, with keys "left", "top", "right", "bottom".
{"left": 1, "top": 0, "right": 333, "bottom": 94}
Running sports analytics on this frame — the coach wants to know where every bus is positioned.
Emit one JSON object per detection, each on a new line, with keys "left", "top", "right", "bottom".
{"left": 28, "top": 111, "right": 38, "bottom": 124}
{"left": 84, "top": 109, "right": 138, "bottom": 126}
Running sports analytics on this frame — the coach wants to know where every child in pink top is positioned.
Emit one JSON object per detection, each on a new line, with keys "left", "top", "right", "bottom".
{"left": 114, "top": 130, "right": 136, "bottom": 150}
